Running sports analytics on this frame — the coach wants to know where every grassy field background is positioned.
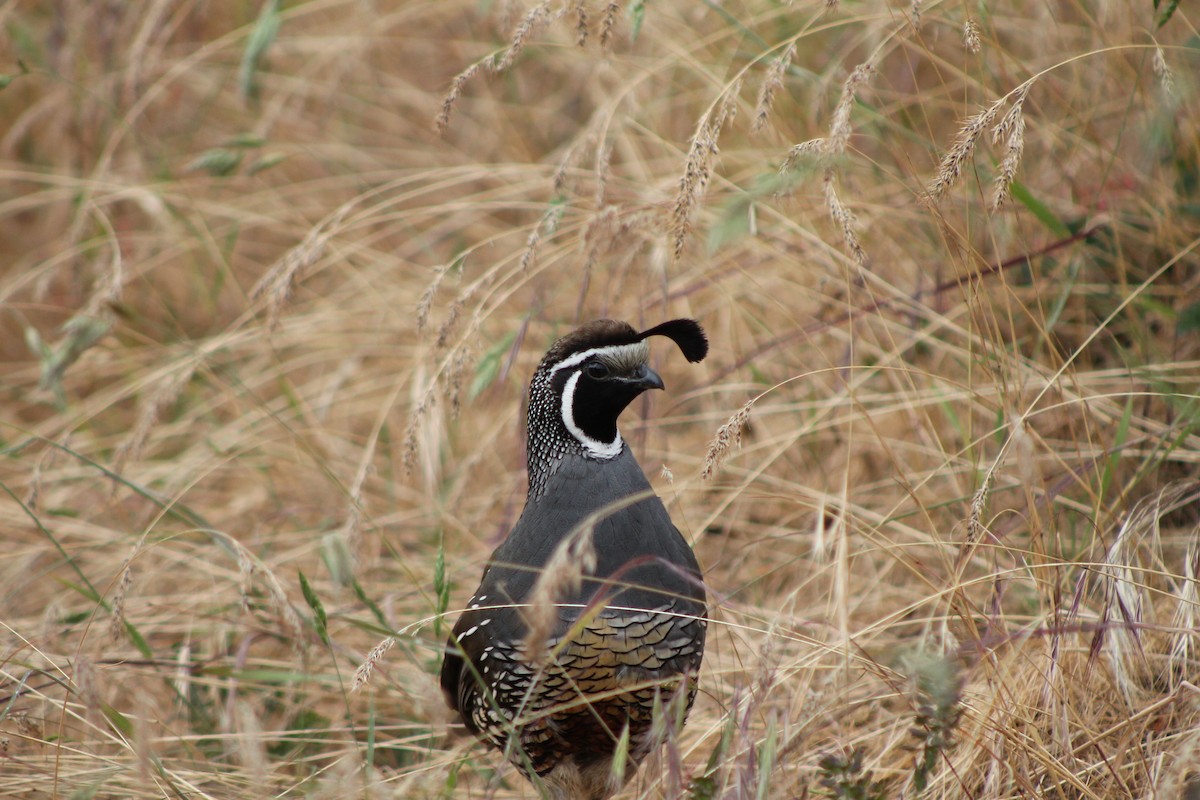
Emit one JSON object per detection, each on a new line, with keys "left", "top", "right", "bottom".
{"left": 2, "top": 1, "right": 1199, "bottom": 797}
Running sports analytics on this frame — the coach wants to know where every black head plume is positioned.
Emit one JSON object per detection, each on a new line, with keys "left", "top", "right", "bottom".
{"left": 637, "top": 318, "right": 708, "bottom": 363}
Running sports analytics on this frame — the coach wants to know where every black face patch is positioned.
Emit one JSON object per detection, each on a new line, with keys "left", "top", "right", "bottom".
{"left": 561, "top": 360, "right": 648, "bottom": 446}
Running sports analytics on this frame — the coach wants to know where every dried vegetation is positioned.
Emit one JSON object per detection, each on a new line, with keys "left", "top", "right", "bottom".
{"left": 1, "top": 1, "right": 1199, "bottom": 798}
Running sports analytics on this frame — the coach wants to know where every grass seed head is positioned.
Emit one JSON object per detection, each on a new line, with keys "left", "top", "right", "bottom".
{"left": 353, "top": 636, "right": 398, "bottom": 691}
{"left": 990, "top": 113, "right": 1025, "bottom": 212}
{"left": 495, "top": 0, "right": 554, "bottom": 73}
{"left": 752, "top": 42, "right": 796, "bottom": 133}
{"left": 600, "top": 1, "right": 620, "bottom": 48}
{"left": 823, "top": 169, "right": 869, "bottom": 268}
{"left": 593, "top": 141, "right": 612, "bottom": 207}
{"left": 436, "top": 61, "right": 484, "bottom": 134}
{"left": 926, "top": 96, "right": 1006, "bottom": 201}
{"left": 991, "top": 81, "right": 1031, "bottom": 145}
{"left": 829, "top": 63, "right": 874, "bottom": 156}
{"left": 1153, "top": 46, "right": 1176, "bottom": 97}
{"left": 671, "top": 81, "right": 742, "bottom": 260}
{"left": 521, "top": 516, "right": 598, "bottom": 663}
{"left": 703, "top": 399, "right": 753, "bottom": 479}
{"left": 108, "top": 560, "right": 134, "bottom": 642}
{"left": 572, "top": 0, "right": 589, "bottom": 46}
{"left": 963, "top": 18, "right": 982, "bottom": 53}
{"left": 672, "top": 119, "right": 720, "bottom": 261}
{"left": 416, "top": 268, "right": 447, "bottom": 334}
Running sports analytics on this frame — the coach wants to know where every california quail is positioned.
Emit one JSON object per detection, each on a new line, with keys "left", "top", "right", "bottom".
{"left": 440, "top": 318, "right": 709, "bottom": 800}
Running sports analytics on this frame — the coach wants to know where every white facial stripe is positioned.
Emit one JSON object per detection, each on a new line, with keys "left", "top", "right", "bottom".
{"left": 560, "top": 370, "right": 624, "bottom": 459}
{"left": 548, "top": 341, "right": 650, "bottom": 377}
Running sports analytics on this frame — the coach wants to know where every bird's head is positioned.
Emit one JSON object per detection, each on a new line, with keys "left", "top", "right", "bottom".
{"left": 528, "top": 318, "right": 708, "bottom": 462}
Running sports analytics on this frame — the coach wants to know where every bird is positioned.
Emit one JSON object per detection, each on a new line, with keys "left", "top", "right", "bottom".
{"left": 440, "top": 317, "right": 709, "bottom": 800}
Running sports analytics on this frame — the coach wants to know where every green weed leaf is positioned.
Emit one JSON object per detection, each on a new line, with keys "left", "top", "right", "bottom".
{"left": 298, "top": 571, "right": 330, "bottom": 646}
{"left": 122, "top": 620, "right": 154, "bottom": 660}
{"left": 629, "top": 0, "right": 646, "bottom": 41}
{"left": 320, "top": 532, "right": 354, "bottom": 587}
{"left": 756, "top": 714, "right": 778, "bottom": 800}
{"left": 102, "top": 704, "right": 135, "bottom": 736}
{"left": 30, "top": 315, "right": 113, "bottom": 407}
{"left": 247, "top": 153, "right": 286, "bottom": 175}
{"left": 187, "top": 148, "right": 243, "bottom": 176}
{"left": 1178, "top": 300, "right": 1200, "bottom": 334}
{"left": 469, "top": 331, "right": 517, "bottom": 400}
{"left": 351, "top": 577, "right": 389, "bottom": 629}
{"left": 0, "top": 59, "right": 29, "bottom": 90}
{"left": 433, "top": 537, "right": 449, "bottom": 638}
{"left": 240, "top": 0, "right": 280, "bottom": 101}
{"left": 1154, "top": 0, "right": 1180, "bottom": 29}
{"left": 1009, "top": 180, "right": 1070, "bottom": 237}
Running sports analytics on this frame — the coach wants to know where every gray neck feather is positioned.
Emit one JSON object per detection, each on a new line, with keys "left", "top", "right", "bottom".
{"left": 525, "top": 368, "right": 621, "bottom": 500}
{"left": 526, "top": 370, "right": 578, "bottom": 500}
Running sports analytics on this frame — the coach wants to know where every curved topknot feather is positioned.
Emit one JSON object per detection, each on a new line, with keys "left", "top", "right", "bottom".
{"left": 638, "top": 318, "right": 708, "bottom": 363}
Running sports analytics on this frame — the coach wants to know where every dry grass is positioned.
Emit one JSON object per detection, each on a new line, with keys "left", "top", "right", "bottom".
{"left": 2, "top": 1, "right": 1199, "bottom": 798}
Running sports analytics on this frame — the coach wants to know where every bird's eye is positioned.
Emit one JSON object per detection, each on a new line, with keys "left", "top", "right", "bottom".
{"left": 585, "top": 361, "right": 610, "bottom": 379}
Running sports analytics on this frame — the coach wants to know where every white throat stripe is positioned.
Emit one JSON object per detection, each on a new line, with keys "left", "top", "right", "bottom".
{"left": 560, "top": 370, "right": 623, "bottom": 459}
